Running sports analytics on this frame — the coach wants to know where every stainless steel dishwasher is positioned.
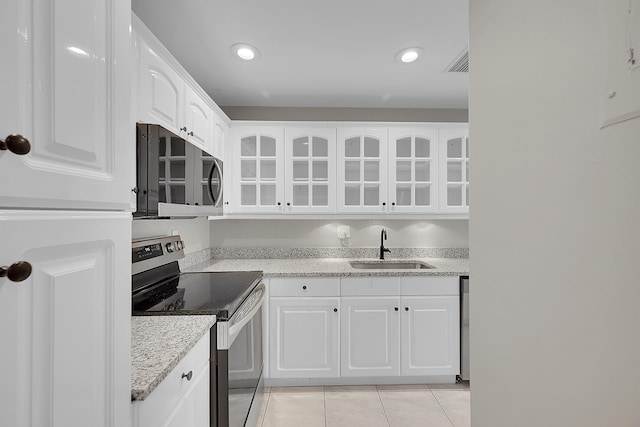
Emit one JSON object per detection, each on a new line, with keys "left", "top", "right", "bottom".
{"left": 460, "top": 276, "right": 470, "bottom": 381}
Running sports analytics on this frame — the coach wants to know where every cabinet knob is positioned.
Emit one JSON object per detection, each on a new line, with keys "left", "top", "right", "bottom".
{"left": 277, "top": 202, "right": 281, "bottom": 206}
{"left": 382, "top": 202, "right": 386, "bottom": 206}
{"left": 0, "top": 261, "right": 33, "bottom": 282}
{"left": 392, "top": 202, "right": 396, "bottom": 206}
{"left": 405, "top": 307, "right": 409, "bottom": 311}
{"left": 395, "top": 307, "right": 399, "bottom": 311}
{"left": 180, "top": 127, "right": 187, "bottom": 132}
{"left": 188, "top": 131, "right": 194, "bottom": 136}
{"left": 131, "top": 187, "right": 139, "bottom": 194}
{"left": 333, "top": 308, "right": 338, "bottom": 313}
{"left": 181, "top": 371, "right": 193, "bottom": 381}
{"left": 1, "top": 134, "right": 31, "bottom": 155}
{"left": 225, "top": 201, "right": 229, "bottom": 205}
{"left": 286, "top": 202, "right": 291, "bottom": 206}
{"left": 302, "top": 285, "right": 307, "bottom": 290}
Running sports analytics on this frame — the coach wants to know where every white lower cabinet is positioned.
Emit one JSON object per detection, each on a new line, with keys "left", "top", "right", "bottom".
{"left": 269, "top": 278, "right": 340, "bottom": 378}
{"left": 267, "top": 276, "right": 460, "bottom": 383}
{"left": 0, "top": 211, "right": 131, "bottom": 427}
{"left": 132, "top": 331, "right": 210, "bottom": 427}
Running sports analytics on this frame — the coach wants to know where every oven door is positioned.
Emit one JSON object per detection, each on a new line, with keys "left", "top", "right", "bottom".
{"left": 217, "top": 284, "right": 265, "bottom": 427}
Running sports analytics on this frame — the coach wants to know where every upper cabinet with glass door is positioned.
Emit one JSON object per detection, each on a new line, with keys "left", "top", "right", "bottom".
{"left": 388, "top": 128, "right": 439, "bottom": 214}
{"left": 284, "top": 128, "right": 337, "bottom": 213}
{"left": 438, "top": 126, "right": 470, "bottom": 214}
{"left": 337, "top": 128, "right": 388, "bottom": 213}
{"left": 229, "top": 127, "right": 284, "bottom": 214}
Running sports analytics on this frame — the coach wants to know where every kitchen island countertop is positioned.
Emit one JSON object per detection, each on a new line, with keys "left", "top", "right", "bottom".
{"left": 131, "top": 315, "right": 216, "bottom": 401}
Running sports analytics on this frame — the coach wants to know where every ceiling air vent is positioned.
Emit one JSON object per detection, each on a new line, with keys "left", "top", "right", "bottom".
{"left": 445, "top": 47, "right": 469, "bottom": 73}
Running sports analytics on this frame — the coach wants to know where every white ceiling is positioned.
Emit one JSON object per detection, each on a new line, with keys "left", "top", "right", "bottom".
{"left": 132, "top": 0, "right": 469, "bottom": 109}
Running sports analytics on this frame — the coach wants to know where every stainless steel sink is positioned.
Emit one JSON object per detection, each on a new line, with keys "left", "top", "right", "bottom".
{"left": 349, "top": 260, "right": 435, "bottom": 270}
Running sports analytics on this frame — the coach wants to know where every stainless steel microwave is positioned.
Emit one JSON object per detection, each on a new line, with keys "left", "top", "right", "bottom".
{"left": 135, "top": 123, "right": 223, "bottom": 218}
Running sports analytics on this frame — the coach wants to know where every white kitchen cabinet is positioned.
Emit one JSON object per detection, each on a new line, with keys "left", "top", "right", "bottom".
{"left": 340, "top": 297, "right": 400, "bottom": 377}
{"left": 438, "top": 126, "right": 470, "bottom": 214}
{"left": 268, "top": 277, "right": 340, "bottom": 378}
{"left": 0, "top": 211, "right": 131, "bottom": 427}
{"left": 284, "top": 127, "right": 337, "bottom": 213}
{"left": 229, "top": 126, "right": 285, "bottom": 214}
{"left": 388, "top": 127, "right": 440, "bottom": 213}
{"left": 401, "top": 296, "right": 460, "bottom": 376}
{"left": 0, "top": 0, "right": 134, "bottom": 211}
{"left": 337, "top": 127, "right": 389, "bottom": 213}
{"left": 132, "top": 331, "right": 210, "bottom": 427}
{"left": 135, "top": 15, "right": 215, "bottom": 155}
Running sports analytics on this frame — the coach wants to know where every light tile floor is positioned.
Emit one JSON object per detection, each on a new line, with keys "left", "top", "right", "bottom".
{"left": 257, "top": 384, "right": 470, "bottom": 427}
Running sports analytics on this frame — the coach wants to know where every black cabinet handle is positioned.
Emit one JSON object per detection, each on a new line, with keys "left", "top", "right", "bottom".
{"left": 333, "top": 308, "right": 338, "bottom": 313}
{"left": 180, "top": 127, "right": 187, "bottom": 132}
{"left": 1, "top": 134, "right": 31, "bottom": 155}
{"left": 286, "top": 202, "right": 291, "bottom": 206}
{"left": 382, "top": 202, "right": 386, "bottom": 206}
{"left": 395, "top": 307, "right": 399, "bottom": 311}
{"left": 181, "top": 371, "right": 193, "bottom": 381}
{"left": 277, "top": 202, "right": 281, "bottom": 206}
{"left": 405, "top": 307, "right": 409, "bottom": 311}
{"left": 392, "top": 202, "right": 396, "bottom": 206}
{"left": 302, "top": 285, "right": 307, "bottom": 290}
{"left": 188, "top": 131, "right": 194, "bottom": 136}
{"left": 131, "top": 187, "right": 139, "bottom": 194}
{"left": 0, "top": 261, "right": 32, "bottom": 282}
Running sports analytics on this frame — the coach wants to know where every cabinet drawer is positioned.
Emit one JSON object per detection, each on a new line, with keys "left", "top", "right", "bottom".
{"left": 269, "top": 277, "right": 340, "bottom": 297}
{"left": 341, "top": 277, "right": 401, "bottom": 296}
{"left": 400, "top": 276, "right": 459, "bottom": 296}
{"left": 133, "top": 330, "right": 210, "bottom": 427}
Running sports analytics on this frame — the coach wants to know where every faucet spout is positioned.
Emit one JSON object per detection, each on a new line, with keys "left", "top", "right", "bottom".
{"left": 379, "top": 229, "right": 391, "bottom": 260}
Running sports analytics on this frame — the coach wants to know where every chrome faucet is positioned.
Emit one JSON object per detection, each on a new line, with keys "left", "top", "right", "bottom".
{"left": 379, "top": 229, "right": 391, "bottom": 260}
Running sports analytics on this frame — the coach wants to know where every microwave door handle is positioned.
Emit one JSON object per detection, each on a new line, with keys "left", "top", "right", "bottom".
{"left": 207, "top": 158, "right": 222, "bottom": 206}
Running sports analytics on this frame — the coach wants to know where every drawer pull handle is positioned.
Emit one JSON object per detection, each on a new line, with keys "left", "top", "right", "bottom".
{"left": 405, "top": 307, "right": 409, "bottom": 312}
{"left": 302, "top": 285, "right": 307, "bottom": 290}
{"left": 395, "top": 307, "right": 399, "bottom": 311}
{"left": 181, "top": 371, "right": 193, "bottom": 381}
{"left": 0, "top": 261, "right": 32, "bottom": 282}
{"left": 333, "top": 308, "right": 338, "bottom": 313}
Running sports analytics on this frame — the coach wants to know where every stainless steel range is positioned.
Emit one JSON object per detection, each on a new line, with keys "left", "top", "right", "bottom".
{"left": 131, "top": 235, "right": 265, "bottom": 427}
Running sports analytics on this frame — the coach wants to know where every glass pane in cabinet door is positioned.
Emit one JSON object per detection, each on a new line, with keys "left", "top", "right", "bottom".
{"left": 241, "top": 160, "right": 256, "bottom": 179}
{"left": 396, "top": 185, "right": 412, "bottom": 206}
{"left": 312, "top": 185, "right": 328, "bottom": 206}
{"left": 312, "top": 161, "right": 328, "bottom": 181}
{"left": 396, "top": 161, "right": 411, "bottom": 182}
{"left": 415, "top": 138, "right": 430, "bottom": 158}
{"left": 293, "top": 161, "right": 308, "bottom": 181}
{"left": 345, "top": 161, "right": 360, "bottom": 181}
{"left": 159, "top": 160, "right": 165, "bottom": 179}
{"left": 345, "top": 184, "right": 360, "bottom": 206}
{"left": 170, "top": 137, "right": 185, "bottom": 156}
{"left": 260, "top": 184, "right": 276, "bottom": 205}
{"left": 260, "top": 160, "right": 276, "bottom": 180}
{"left": 466, "top": 185, "right": 470, "bottom": 207}
{"left": 447, "top": 161, "right": 463, "bottom": 182}
{"left": 363, "top": 185, "right": 379, "bottom": 206}
{"left": 447, "top": 138, "right": 463, "bottom": 158}
{"left": 345, "top": 137, "right": 360, "bottom": 157}
{"left": 159, "top": 137, "right": 167, "bottom": 156}
{"left": 159, "top": 184, "right": 166, "bottom": 203}
{"left": 466, "top": 137, "right": 470, "bottom": 159}
{"left": 241, "top": 136, "right": 257, "bottom": 156}
{"left": 169, "top": 160, "right": 186, "bottom": 181}
{"left": 415, "top": 161, "right": 430, "bottom": 182}
{"left": 363, "top": 137, "right": 379, "bottom": 157}
{"left": 293, "top": 137, "right": 309, "bottom": 157}
{"left": 415, "top": 185, "right": 430, "bottom": 206}
{"left": 292, "top": 185, "right": 308, "bottom": 206}
{"left": 396, "top": 137, "right": 411, "bottom": 158}
{"left": 466, "top": 162, "right": 470, "bottom": 183}
{"left": 363, "top": 161, "right": 379, "bottom": 182}
{"left": 241, "top": 185, "right": 256, "bottom": 205}
{"left": 169, "top": 184, "right": 186, "bottom": 204}
{"left": 312, "top": 137, "right": 328, "bottom": 157}
{"left": 447, "top": 184, "right": 463, "bottom": 206}
{"left": 202, "top": 151, "right": 212, "bottom": 157}
{"left": 260, "top": 136, "right": 276, "bottom": 156}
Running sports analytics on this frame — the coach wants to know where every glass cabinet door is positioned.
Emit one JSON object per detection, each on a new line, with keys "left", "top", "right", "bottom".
{"left": 284, "top": 128, "right": 337, "bottom": 213}
{"left": 231, "top": 127, "right": 284, "bottom": 213}
{"left": 388, "top": 128, "right": 439, "bottom": 213}
{"left": 158, "top": 133, "right": 189, "bottom": 205}
{"left": 337, "top": 128, "right": 388, "bottom": 213}
{"left": 439, "top": 126, "right": 470, "bottom": 214}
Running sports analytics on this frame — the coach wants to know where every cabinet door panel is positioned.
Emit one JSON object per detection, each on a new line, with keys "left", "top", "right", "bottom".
{"left": 438, "top": 126, "right": 469, "bottom": 214}
{"left": 184, "top": 85, "right": 213, "bottom": 153}
{"left": 341, "top": 297, "right": 400, "bottom": 377}
{"left": 0, "top": 0, "right": 134, "bottom": 210}
{"left": 400, "top": 296, "right": 459, "bottom": 376}
{"left": 269, "top": 297, "right": 340, "bottom": 378}
{"left": 0, "top": 211, "right": 131, "bottom": 427}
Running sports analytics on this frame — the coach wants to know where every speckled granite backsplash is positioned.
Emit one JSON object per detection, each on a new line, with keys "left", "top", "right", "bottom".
{"left": 210, "top": 247, "right": 468, "bottom": 259}
{"left": 178, "top": 248, "right": 212, "bottom": 270}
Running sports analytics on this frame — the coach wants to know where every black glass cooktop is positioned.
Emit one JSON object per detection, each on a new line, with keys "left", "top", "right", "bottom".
{"left": 132, "top": 270, "right": 262, "bottom": 321}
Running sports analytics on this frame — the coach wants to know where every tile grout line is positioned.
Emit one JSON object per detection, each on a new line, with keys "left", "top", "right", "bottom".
{"left": 429, "top": 388, "right": 456, "bottom": 427}
{"left": 258, "top": 390, "right": 270, "bottom": 427}
{"left": 323, "top": 386, "right": 328, "bottom": 427}
{"left": 375, "top": 386, "right": 392, "bottom": 427}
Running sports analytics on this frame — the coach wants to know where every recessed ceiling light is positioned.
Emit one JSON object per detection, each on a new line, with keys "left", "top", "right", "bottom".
{"left": 231, "top": 43, "right": 260, "bottom": 61}
{"left": 395, "top": 47, "right": 423, "bottom": 63}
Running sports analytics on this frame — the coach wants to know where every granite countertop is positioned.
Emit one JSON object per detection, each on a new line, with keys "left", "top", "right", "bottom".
{"left": 187, "top": 257, "right": 468, "bottom": 277}
{"left": 131, "top": 315, "right": 216, "bottom": 401}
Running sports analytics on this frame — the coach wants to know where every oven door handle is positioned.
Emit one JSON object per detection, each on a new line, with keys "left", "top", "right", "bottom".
{"left": 228, "top": 283, "right": 266, "bottom": 346}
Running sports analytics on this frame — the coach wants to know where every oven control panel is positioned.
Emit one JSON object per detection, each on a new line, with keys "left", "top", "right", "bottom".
{"left": 132, "top": 235, "right": 185, "bottom": 274}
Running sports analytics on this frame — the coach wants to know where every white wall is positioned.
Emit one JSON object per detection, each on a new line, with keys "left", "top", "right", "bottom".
{"left": 132, "top": 217, "right": 210, "bottom": 254}
{"left": 209, "top": 219, "right": 468, "bottom": 248}
{"left": 470, "top": 1, "right": 640, "bottom": 426}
